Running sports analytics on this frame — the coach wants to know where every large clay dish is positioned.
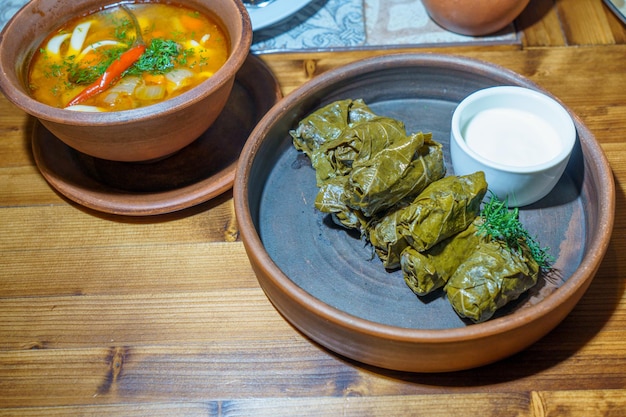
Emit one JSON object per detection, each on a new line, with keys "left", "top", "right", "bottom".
{"left": 233, "top": 53, "right": 615, "bottom": 372}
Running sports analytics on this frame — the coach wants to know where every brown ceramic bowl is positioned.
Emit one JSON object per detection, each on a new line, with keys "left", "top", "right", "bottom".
{"left": 234, "top": 53, "right": 615, "bottom": 372}
{"left": 422, "top": 0, "right": 530, "bottom": 36}
{"left": 0, "top": 0, "right": 252, "bottom": 162}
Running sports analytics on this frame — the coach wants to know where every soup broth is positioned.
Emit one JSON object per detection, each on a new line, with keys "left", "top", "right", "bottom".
{"left": 28, "top": 1, "right": 229, "bottom": 111}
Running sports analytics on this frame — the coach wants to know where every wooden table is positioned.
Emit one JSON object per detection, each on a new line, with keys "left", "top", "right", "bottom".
{"left": 1, "top": 1, "right": 625, "bottom": 415}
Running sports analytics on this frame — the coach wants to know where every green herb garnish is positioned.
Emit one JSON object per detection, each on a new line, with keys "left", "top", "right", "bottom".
{"left": 127, "top": 38, "right": 181, "bottom": 75}
{"left": 477, "top": 194, "right": 554, "bottom": 268}
{"left": 49, "top": 37, "right": 182, "bottom": 89}
{"left": 65, "top": 46, "right": 128, "bottom": 85}
{"left": 107, "top": 14, "right": 136, "bottom": 43}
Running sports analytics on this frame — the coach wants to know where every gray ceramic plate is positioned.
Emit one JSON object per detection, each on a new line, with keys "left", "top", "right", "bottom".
{"left": 245, "top": 0, "right": 314, "bottom": 30}
{"left": 234, "top": 54, "right": 614, "bottom": 372}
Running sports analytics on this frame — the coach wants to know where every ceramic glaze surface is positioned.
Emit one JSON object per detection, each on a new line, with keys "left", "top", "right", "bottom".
{"left": 421, "top": 0, "right": 530, "bottom": 36}
{"left": 451, "top": 86, "right": 576, "bottom": 207}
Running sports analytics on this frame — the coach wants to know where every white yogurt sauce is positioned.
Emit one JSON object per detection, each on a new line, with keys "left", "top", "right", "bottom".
{"left": 462, "top": 107, "right": 563, "bottom": 167}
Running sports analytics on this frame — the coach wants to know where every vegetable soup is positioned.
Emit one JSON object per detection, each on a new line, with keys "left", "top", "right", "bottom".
{"left": 28, "top": 1, "right": 230, "bottom": 112}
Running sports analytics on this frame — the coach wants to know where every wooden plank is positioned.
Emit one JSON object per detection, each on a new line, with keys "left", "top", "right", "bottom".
{"left": 532, "top": 390, "right": 626, "bottom": 416}
{"left": 0, "top": 242, "right": 259, "bottom": 297}
{"left": 557, "top": 0, "right": 617, "bottom": 44}
{"left": 0, "top": 403, "right": 213, "bottom": 417}
{"left": 0, "top": 199, "right": 237, "bottom": 253}
{"left": 0, "top": 394, "right": 534, "bottom": 416}
{"left": 0, "top": 261, "right": 624, "bottom": 398}
{"left": 258, "top": 46, "right": 626, "bottom": 108}
{"left": 1, "top": 390, "right": 624, "bottom": 417}
{"left": 0, "top": 165, "right": 66, "bottom": 207}
{"left": 0, "top": 345, "right": 348, "bottom": 408}
{"left": 0, "top": 164, "right": 238, "bottom": 209}
{"left": 0, "top": 404, "right": 213, "bottom": 417}
{"left": 517, "top": 0, "right": 567, "bottom": 47}
{"left": 0, "top": 101, "right": 32, "bottom": 169}
{"left": 0, "top": 291, "right": 293, "bottom": 350}
{"left": 604, "top": 1, "right": 626, "bottom": 43}
{"left": 1, "top": 341, "right": 625, "bottom": 408}
{"left": 256, "top": 45, "right": 519, "bottom": 96}
{"left": 216, "top": 394, "right": 533, "bottom": 417}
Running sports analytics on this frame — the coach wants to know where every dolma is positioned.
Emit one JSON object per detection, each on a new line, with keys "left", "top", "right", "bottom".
{"left": 369, "top": 172, "right": 487, "bottom": 268}
{"left": 317, "top": 136, "right": 447, "bottom": 242}
{"left": 289, "top": 99, "right": 378, "bottom": 159}
{"left": 348, "top": 134, "right": 445, "bottom": 218}
{"left": 400, "top": 222, "right": 481, "bottom": 296}
{"left": 444, "top": 238, "right": 540, "bottom": 323}
{"left": 315, "top": 175, "right": 367, "bottom": 231}
{"left": 310, "top": 115, "right": 409, "bottom": 185}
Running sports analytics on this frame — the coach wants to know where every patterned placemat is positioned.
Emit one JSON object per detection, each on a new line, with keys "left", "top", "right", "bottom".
{"left": 251, "top": 0, "right": 518, "bottom": 53}
{"left": 251, "top": 0, "right": 366, "bottom": 52}
{"left": 364, "top": 0, "right": 518, "bottom": 46}
{"left": 1, "top": 0, "right": 519, "bottom": 53}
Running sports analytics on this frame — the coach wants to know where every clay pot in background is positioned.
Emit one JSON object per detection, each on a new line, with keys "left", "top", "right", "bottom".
{"left": 421, "top": 0, "right": 530, "bottom": 36}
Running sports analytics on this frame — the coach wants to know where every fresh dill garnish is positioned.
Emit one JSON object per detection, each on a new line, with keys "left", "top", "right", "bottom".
{"left": 170, "top": 30, "right": 187, "bottom": 42}
{"left": 176, "top": 47, "right": 195, "bottom": 66}
{"left": 66, "top": 46, "right": 127, "bottom": 85}
{"left": 66, "top": 62, "right": 104, "bottom": 85}
{"left": 45, "top": 62, "right": 64, "bottom": 79}
{"left": 127, "top": 38, "right": 181, "bottom": 75}
{"left": 477, "top": 194, "right": 554, "bottom": 268}
{"left": 52, "top": 37, "right": 182, "bottom": 88}
{"left": 194, "top": 53, "right": 210, "bottom": 69}
{"left": 111, "top": 16, "right": 135, "bottom": 42}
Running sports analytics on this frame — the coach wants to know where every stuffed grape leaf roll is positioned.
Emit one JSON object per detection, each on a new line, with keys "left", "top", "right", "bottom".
{"left": 289, "top": 98, "right": 378, "bottom": 159}
{"left": 313, "top": 134, "right": 445, "bottom": 232}
{"left": 369, "top": 171, "right": 487, "bottom": 268}
{"left": 400, "top": 222, "right": 482, "bottom": 296}
{"left": 444, "top": 237, "right": 540, "bottom": 323}
{"left": 347, "top": 133, "right": 445, "bottom": 218}
{"left": 301, "top": 99, "right": 446, "bottom": 232}
{"left": 314, "top": 175, "right": 367, "bottom": 231}
{"left": 310, "top": 115, "right": 411, "bottom": 185}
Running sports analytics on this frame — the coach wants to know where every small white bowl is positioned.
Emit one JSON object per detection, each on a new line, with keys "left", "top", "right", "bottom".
{"left": 450, "top": 86, "right": 576, "bottom": 207}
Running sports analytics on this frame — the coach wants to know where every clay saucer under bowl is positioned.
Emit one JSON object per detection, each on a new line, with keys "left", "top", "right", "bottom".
{"left": 233, "top": 53, "right": 615, "bottom": 372}
{"left": 33, "top": 54, "right": 281, "bottom": 216}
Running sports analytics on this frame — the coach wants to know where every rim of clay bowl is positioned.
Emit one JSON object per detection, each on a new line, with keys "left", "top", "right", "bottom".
{"left": 451, "top": 85, "right": 577, "bottom": 174}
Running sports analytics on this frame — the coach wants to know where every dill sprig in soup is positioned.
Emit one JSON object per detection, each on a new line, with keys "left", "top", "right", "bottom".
{"left": 28, "top": 2, "right": 229, "bottom": 112}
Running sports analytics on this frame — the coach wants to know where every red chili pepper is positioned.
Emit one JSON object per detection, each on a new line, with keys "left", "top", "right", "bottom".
{"left": 65, "top": 43, "right": 146, "bottom": 107}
